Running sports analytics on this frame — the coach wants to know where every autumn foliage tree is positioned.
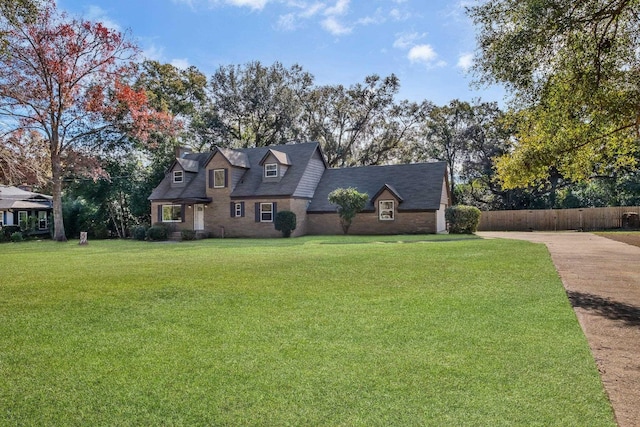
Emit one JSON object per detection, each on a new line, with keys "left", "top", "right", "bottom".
{"left": 0, "top": 0, "right": 171, "bottom": 241}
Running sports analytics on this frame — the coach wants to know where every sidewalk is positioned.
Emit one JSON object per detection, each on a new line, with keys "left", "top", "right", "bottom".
{"left": 478, "top": 232, "right": 640, "bottom": 427}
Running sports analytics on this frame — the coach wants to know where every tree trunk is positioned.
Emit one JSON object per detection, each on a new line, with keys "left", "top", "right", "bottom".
{"left": 51, "top": 153, "right": 67, "bottom": 242}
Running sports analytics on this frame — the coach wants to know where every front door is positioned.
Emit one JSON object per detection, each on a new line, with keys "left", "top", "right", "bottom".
{"left": 194, "top": 204, "right": 205, "bottom": 231}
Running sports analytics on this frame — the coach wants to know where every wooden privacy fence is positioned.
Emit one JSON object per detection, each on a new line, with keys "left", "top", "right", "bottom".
{"left": 477, "top": 206, "right": 640, "bottom": 232}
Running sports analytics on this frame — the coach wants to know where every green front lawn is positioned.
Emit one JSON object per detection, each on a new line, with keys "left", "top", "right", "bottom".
{"left": 0, "top": 236, "right": 615, "bottom": 426}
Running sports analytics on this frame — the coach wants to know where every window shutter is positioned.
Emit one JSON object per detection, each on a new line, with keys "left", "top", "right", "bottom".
{"left": 230, "top": 202, "right": 235, "bottom": 218}
{"left": 181, "top": 204, "right": 186, "bottom": 222}
{"left": 208, "top": 169, "right": 213, "bottom": 188}
{"left": 273, "top": 202, "right": 277, "bottom": 218}
{"left": 255, "top": 203, "right": 260, "bottom": 222}
{"left": 224, "top": 169, "right": 229, "bottom": 187}
{"left": 240, "top": 202, "right": 245, "bottom": 218}
{"left": 157, "top": 205, "right": 162, "bottom": 222}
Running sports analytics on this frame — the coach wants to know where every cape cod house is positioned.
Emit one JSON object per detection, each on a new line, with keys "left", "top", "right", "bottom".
{"left": 0, "top": 185, "right": 52, "bottom": 234}
{"left": 148, "top": 142, "right": 450, "bottom": 237}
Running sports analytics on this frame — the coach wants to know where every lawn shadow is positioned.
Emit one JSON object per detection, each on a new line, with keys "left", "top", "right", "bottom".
{"left": 567, "top": 291, "right": 640, "bottom": 327}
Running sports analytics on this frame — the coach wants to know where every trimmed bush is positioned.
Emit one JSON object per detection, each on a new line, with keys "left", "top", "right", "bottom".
{"left": 146, "top": 225, "right": 168, "bottom": 241}
{"left": 446, "top": 205, "right": 481, "bottom": 234}
{"left": 11, "top": 232, "right": 24, "bottom": 242}
{"left": 132, "top": 225, "right": 148, "bottom": 241}
{"left": 1, "top": 225, "right": 20, "bottom": 241}
{"left": 274, "top": 210, "right": 297, "bottom": 238}
{"left": 181, "top": 229, "right": 196, "bottom": 241}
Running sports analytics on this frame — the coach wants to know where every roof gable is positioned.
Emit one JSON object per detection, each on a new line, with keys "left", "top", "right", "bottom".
{"left": 216, "top": 147, "right": 250, "bottom": 169}
{"left": 176, "top": 158, "right": 199, "bottom": 173}
{"left": 372, "top": 183, "right": 404, "bottom": 203}
{"left": 148, "top": 152, "right": 213, "bottom": 202}
{"left": 259, "top": 149, "right": 291, "bottom": 166}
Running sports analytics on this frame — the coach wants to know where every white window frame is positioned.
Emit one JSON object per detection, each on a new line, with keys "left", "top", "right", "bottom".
{"left": 38, "top": 211, "right": 48, "bottom": 230}
{"left": 18, "top": 211, "right": 28, "bottom": 226}
{"left": 235, "top": 202, "right": 243, "bottom": 218}
{"left": 260, "top": 203, "right": 273, "bottom": 222}
{"left": 172, "top": 170, "right": 184, "bottom": 183}
{"left": 0, "top": 211, "right": 4, "bottom": 227}
{"left": 162, "top": 204, "right": 182, "bottom": 222}
{"left": 379, "top": 200, "right": 395, "bottom": 221}
{"left": 264, "top": 163, "right": 278, "bottom": 178}
{"left": 213, "top": 169, "right": 226, "bottom": 188}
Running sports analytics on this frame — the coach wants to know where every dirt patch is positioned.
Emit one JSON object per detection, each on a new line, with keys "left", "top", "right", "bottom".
{"left": 595, "top": 231, "right": 640, "bottom": 248}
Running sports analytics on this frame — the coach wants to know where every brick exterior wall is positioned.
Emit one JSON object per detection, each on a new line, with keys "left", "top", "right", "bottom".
{"left": 307, "top": 210, "right": 438, "bottom": 235}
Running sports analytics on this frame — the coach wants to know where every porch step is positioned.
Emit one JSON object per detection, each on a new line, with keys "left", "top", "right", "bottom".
{"left": 169, "top": 231, "right": 182, "bottom": 241}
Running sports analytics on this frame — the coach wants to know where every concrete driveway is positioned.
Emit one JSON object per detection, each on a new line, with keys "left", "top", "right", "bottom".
{"left": 478, "top": 232, "right": 640, "bottom": 427}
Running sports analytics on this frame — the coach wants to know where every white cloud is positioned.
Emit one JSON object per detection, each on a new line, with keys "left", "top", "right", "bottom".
{"left": 356, "top": 7, "right": 385, "bottom": 26}
{"left": 224, "top": 0, "right": 269, "bottom": 9}
{"left": 142, "top": 44, "right": 165, "bottom": 61}
{"left": 457, "top": 52, "right": 474, "bottom": 71}
{"left": 321, "top": 16, "right": 352, "bottom": 35}
{"left": 408, "top": 44, "right": 438, "bottom": 64}
{"left": 84, "top": 5, "right": 121, "bottom": 31}
{"left": 171, "top": 58, "right": 190, "bottom": 69}
{"left": 389, "top": 8, "right": 410, "bottom": 21}
{"left": 277, "top": 13, "right": 299, "bottom": 31}
{"left": 325, "top": 0, "right": 349, "bottom": 16}
{"left": 393, "top": 32, "right": 425, "bottom": 49}
{"left": 299, "top": 2, "right": 324, "bottom": 18}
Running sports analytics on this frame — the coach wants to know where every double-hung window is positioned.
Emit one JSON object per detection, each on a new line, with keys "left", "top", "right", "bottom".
{"left": 213, "top": 169, "right": 226, "bottom": 188}
{"left": 379, "top": 200, "right": 394, "bottom": 220}
{"left": 264, "top": 163, "right": 278, "bottom": 178}
{"left": 173, "top": 170, "right": 184, "bottom": 183}
{"left": 18, "top": 211, "right": 28, "bottom": 227}
{"left": 235, "top": 203, "right": 243, "bottom": 217}
{"left": 38, "top": 211, "right": 48, "bottom": 230}
{"left": 260, "top": 203, "right": 273, "bottom": 222}
{"left": 162, "top": 204, "right": 182, "bottom": 222}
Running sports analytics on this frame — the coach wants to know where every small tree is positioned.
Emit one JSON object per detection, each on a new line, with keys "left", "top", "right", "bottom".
{"left": 328, "top": 187, "right": 368, "bottom": 234}
{"left": 274, "top": 210, "right": 297, "bottom": 238}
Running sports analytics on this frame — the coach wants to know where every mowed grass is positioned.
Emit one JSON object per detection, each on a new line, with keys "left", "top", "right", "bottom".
{"left": 0, "top": 236, "right": 615, "bottom": 426}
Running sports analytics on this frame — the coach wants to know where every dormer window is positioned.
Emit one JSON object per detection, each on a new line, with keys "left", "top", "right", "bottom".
{"left": 265, "top": 163, "right": 278, "bottom": 178}
{"left": 173, "top": 170, "right": 184, "bottom": 183}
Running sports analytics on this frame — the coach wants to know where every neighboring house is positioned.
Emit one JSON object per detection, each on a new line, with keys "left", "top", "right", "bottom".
{"left": 0, "top": 185, "right": 53, "bottom": 234}
{"left": 148, "top": 142, "right": 450, "bottom": 238}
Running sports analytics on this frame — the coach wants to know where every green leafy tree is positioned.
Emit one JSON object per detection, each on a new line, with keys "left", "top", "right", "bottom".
{"left": 468, "top": 0, "right": 640, "bottom": 187}
{"left": 413, "top": 100, "right": 473, "bottom": 205}
{"left": 0, "top": 0, "right": 170, "bottom": 241}
{"left": 304, "top": 74, "right": 402, "bottom": 167}
{"left": 328, "top": 187, "right": 368, "bottom": 234}
{"left": 209, "top": 61, "right": 314, "bottom": 148}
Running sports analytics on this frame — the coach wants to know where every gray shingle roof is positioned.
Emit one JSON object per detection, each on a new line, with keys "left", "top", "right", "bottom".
{"left": 217, "top": 147, "right": 250, "bottom": 168}
{"left": 307, "top": 162, "right": 448, "bottom": 212}
{"left": 0, "top": 185, "right": 52, "bottom": 209}
{"left": 148, "top": 143, "right": 323, "bottom": 201}
{"left": 148, "top": 152, "right": 213, "bottom": 202}
{"left": 230, "top": 143, "right": 322, "bottom": 198}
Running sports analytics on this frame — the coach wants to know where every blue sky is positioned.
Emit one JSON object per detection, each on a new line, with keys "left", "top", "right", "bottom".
{"left": 58, "top": 0, "right": 505, "bottom": 106}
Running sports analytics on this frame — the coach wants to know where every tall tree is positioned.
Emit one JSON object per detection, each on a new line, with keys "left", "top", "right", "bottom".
{"left": 468, "top": 0, "right": 640, "bottom": 187}
{"left": 416, "top": 100, "right": 473, "bottom": 204}
{"left": 208, "top": 61, "right": 313, "bottom": 148}
{"left": 0, "top": 0, "right": 169, "bottom": 241}
{"left": 304, "top": 74, "right": 401, "bottom": 167}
